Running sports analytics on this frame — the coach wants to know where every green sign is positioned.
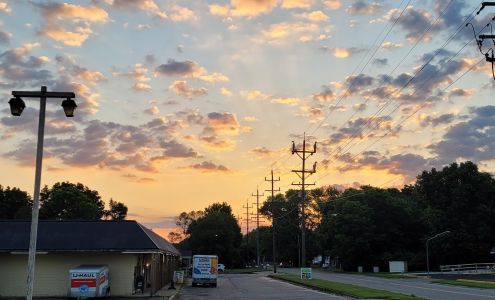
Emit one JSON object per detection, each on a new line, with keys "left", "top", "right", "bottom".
{"left": 300, "top": 267, "right": 312, "bottom": 279}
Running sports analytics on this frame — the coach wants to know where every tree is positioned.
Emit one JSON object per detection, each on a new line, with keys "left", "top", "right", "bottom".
{"left": 414, "top": 161, "right": 495, "bottom": 266}
{"left": 318, "top": 186, "right": 427, "bottom": 270}
{"left": 105, "top": 198, "right": 128, "bottom": 220}
{"left": 187, "top": 202, "right": 242, "bottom": 267}
{"left": 0, "top": 185, "right": 32, "bottom": 219}
{"left": 175, "top": 210, "right": 203, "bottom": 236}
{"left": 39, "top": 182, "right": 111, "bottom": 220}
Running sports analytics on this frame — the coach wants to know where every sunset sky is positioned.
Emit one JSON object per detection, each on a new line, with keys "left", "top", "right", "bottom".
{"left": 1, "top": 0, "right": 494, "bottom": 237}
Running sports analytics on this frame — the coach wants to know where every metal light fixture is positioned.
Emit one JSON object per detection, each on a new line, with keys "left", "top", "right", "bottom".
{"left": 61, "top": 97, "right": 77, "bottom": 117}
{"left": 9, "top": 97, "right": 26, "bottom": 116}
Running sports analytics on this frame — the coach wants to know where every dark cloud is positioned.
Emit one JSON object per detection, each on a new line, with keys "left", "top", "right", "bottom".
{"left": 346, "top": 1, "right": 381, "bottom": 15}
{"left": 155, "top": 59, "right": 203, "bottom": 77}
{"left": 420, "top": 113, "right": 459, "bottom": 127}
{"left": 185, "top": 161, "right": 230, "bottom": 173}
{"left": 345, "top": 74, "right": 374, "bottom": 95}
{"left": 373, "top": 58, "right": 388, "bottom": 66}
{"left": 330, "top": 116, "right": 393, "bottom": 143}
{"left": 0, "top": 44, "right": 53, "bottom": 86}
{"left": 0, "top": 30, "right": 11, "bottom": 44}
{"left": 429, "top": 106, "right": 495, "bottom": 164}
{"left": 337, "top": 150, "right": 431, "bottom": 182}
{"left": 313, "top": 85, "right": 335, "bottom": 102}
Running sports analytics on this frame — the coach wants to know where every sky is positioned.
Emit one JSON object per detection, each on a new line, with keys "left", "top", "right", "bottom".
{"left": 0, "top": 0, "right": 494, "bottom": 237}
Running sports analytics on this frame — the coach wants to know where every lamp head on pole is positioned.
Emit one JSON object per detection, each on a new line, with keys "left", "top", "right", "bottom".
{"left": 61, "top": 98, "right": 77, "bottom": 117}
{"left": 9, "top": 97, "right": 26, "bottom": 116}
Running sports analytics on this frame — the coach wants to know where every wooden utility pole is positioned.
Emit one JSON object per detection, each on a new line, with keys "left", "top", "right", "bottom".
{"left": 291, "top": 133, "right": 316, "bottom": 268}
{"left": 243, "top": 200, "right": 253, "bottom": 266}
{"left": 265, "top": 170, "right": 280, "bottom": 273}
{"left": 252, "top": 188, "right": 264, "bottom": 267}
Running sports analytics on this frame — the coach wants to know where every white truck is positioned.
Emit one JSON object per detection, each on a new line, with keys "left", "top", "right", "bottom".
{"left": 192, "top": 255, "right": 218, "bottom": 287}
{"left": 69, "top": 265, "right": 110, "bottom": 298}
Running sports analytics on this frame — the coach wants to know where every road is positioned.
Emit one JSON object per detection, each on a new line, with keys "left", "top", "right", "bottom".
{"left": 282, "top": 268, "right": 495, "bottom": 300}
{"left": 176, "top": 272, "right": 346, "bottom": 299}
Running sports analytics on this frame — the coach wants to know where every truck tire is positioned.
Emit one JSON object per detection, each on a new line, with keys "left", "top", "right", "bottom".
{"left": 192, "top": 282, "right": 197, "bottom": 287}
{"left": 212, "top": 283, "right": 217, "bottom": 287}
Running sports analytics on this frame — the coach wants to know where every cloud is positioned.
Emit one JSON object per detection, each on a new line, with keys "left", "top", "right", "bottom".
{"left": 197, "top": 136, "right": 236, "bottom": 151}
{"left": 242, "top": 90, "right": 270, "bottom": 101}
{"left": 199, "top": 73, "right": 229, "bottom": 82}
{"left": 271, "top": 97, "right": 300, "bottom": 105}
{"left": 429, "top": 106, "right": 495, "bottom": 165}
{"left": 55, "top": 55, "right": 106, "bottom": 85}
{"left": 169, "top": 5, "right": 197, "bottom": 22}
{"left": 386, "top": 6, "right": 438, "bottom": 43}
{"left": 313, "top": 85, "right": 335, "bottom": 102}
{"left": 169, "top": 81, "right": 207, "bottom": 98}
{"left": 294, "top": 11, "right": 329, "bottom": 22}
{"left": 108, "top": 0, "right": 159, "bottom": 11}
{"left": 113, "top": 63, "right": 150, "bottom": 86}
{"left": 248, "top": 146, "right": 284, "bottom": 159}
{"left": 34, "top": 2, "right": 109, "bottom": 46}
{"left": 154, "top": 59, "right": 205, "bottom": 77}
{"left": 0, "top": 2, "right": 12, "bottom": 13}
{"left": 346, "top": 1, "right": 381, "bottom": 15}
{"left": 183, "top": 161, "right": 230, "bottom": 173}
{"left": 261, "top": 21, "right": 328, "bottom": 44}
{"left": 373, "top": 58, "right": 388, "bottom": 66}
{"left": 336, "top": 150, "right": 430, "bottom": 182}
{"left": 144, "top": 104, "right": 160, "bottom": 115}
{"left": 209, "top": 0, "right": 279, "bottom": 18}
{"left": 244, "top": 116, "right": 258, "bottom": 122}
{"left": 448, "top": 88, "right": 474, "bottom": 99}
{"left": 419, "top": 113, "right": 459, "bottom": 127}
{"left": 133, "top": 82, "right": 152, "bottom": 91}
{"left": 0, "top": 29, "right": 11, "bottom": 44}
{"left": 320, "top": 46, "right": 365, "bottom": 58}
{"left": 282, "top": 0, "right": 314, "bottom": 9}
{"left": 323, "top": 0, "right": 341, "bottom": 10}
{"left": 220, "top": 87, "right": 233, "bottom": 96}
{"left": 0, "top": 43, "right": 53, "bottom": 87}
{"left": 204, "top": 112, "right": 241, "bottom": 135}
{"left": 381, "top": 41, "right": 403, "bottom": 49}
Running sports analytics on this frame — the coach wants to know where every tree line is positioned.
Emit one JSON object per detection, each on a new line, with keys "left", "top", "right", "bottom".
{"left": 0, "top": 181, "right": 128, "bottom": 220}
{"left": 172, "top": 161, "right": 495, "bottom": 271}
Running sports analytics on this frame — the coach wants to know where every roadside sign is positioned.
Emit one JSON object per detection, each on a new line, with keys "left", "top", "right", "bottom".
{"left": 300, "top": 267, "right": 312, "bottom": 279}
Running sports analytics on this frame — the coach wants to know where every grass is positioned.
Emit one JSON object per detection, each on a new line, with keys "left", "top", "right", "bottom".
{"left": 270, "top": 274, "right": 423, "bottom": 299}
{"left": 432, "top": 279, "right": 495, "bottom": 289}
{"left": 346, "top": 272, "right": 417, "bottom": 279}
{"left": 224, "top": 267, "right": 265, "bottom": 274}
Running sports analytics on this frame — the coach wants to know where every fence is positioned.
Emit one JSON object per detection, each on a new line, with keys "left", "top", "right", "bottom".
{"left": 440, "top": 263, "right": 495, "bottom": 274}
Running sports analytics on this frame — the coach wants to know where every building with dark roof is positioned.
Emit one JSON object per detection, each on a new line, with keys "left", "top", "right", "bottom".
{"left": 0, "top": 220, "right": 180, "bottom": 297}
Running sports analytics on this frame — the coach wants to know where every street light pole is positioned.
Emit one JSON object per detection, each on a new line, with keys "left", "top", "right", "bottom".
{"left": 426, "top": 230, "right": 450, "bottom": 276}
{"left": 9, "top": 86, "right": 76, "bottom": 300}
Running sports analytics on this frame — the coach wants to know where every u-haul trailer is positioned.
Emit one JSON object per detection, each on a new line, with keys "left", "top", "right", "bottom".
{"left": 69, "top": 265, "right": 110, "bottom": 298}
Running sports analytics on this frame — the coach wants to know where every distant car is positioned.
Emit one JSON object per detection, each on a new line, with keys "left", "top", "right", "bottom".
{"left": 218, "top": 263, "right": 226, "bottom": 272}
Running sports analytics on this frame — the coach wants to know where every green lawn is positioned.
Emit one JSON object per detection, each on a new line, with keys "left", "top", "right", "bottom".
{"left": 224, "top": 267, "right": 265, "bottom": 274}
{"left": 270, "top": 274, "right": 423, "bottom": 300}
{"left": 347, "top": 272, "right": 418, "bottom": 279}
{"left": 433, "top": 279, "right": 495, "bottom": 289}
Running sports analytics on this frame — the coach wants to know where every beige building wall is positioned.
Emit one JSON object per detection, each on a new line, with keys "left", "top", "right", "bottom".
{"left": 0, "top": 252, "right": 138, "bottom": 297}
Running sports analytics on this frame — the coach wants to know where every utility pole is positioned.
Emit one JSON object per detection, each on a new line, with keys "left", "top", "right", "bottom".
{"left": 243, "top": 200, "right": 253, "bottom": 266}
{"left": 470, "top": 2, "right": 495, "bottom": 80}
{"left": 265, "top": 170, "right": 280, "bottom": 273}
{"left": 252, "top": 188, "right": 264, "bottom": 267}
{"left": 291, "top": 133, "right": 316, "bottom": 268}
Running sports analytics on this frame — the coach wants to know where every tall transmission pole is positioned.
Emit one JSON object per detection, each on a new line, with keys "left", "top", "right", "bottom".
{"left": 252, "top": 188, "right": 264, "bottom": 267}
{"left": 243, "top": 200, "right": 253, "bottom": 266}
{"left": 265, "top": 170, "right": 280, "bottom": 273}
{"left": 291, "top": 133, "right": 316, "bottom": 268}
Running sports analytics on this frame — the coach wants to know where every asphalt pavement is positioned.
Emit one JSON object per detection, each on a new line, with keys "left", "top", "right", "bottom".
{"left": 281, "top": 268, "right": 495, "bottom": 300}
{"left": 176, "top": 272, "right": 346, "bottom": 299}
